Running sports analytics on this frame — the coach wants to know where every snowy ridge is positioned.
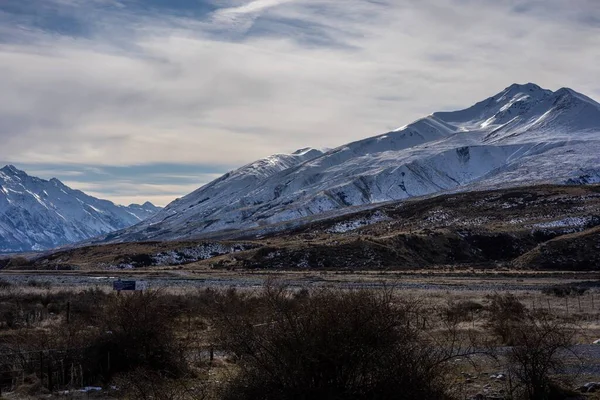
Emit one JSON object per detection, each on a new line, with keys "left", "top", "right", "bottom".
{"left": 103, "top": 83, "right": 600, "bottom": 242}
{"left": 0, "top": 166, "right": 161, "bottom": 252}
{"left": 129, "top": 148, "right": 325, "bottom": 234}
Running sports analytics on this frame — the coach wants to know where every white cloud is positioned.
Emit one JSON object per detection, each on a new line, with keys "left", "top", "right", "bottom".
{"left": 211, "top": 0, "right": 295, "bottom": 32}
{"left": 61, "top": 179, "right": 220, "bottom": 207}
{"left": 0, "top": 0, "right": 599, "bottom": 205}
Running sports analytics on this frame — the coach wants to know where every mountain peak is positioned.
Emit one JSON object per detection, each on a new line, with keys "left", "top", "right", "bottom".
{"left": 49, "top": 177, "right": 65, "bottom": 187}
{"left": 496, "top": 83, "right": 551, "bottom": 100}
{"left": 553, "top": 87, "right": 600, "bottom": 107}
{"left": 555, "top": 87, "right": 575, "bottom": 95}
{"left": 292, "top": 147, "right": 313, "bottom": 155}
{"left": 291, "top": 147, "right": 324, "bottom": 157}
{"left": 128, "top": 201, "right": 160, "bottom": 209}
{"left": 507, "top": 82, "right": 543, "bottom": 91}
{"left": 1, "top": 165, "right": 27, "bottom": 176}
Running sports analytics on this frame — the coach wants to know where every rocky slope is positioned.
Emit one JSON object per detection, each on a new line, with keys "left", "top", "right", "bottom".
{"left": 15, "top": 184, "right": 600, "bottom": 271}
{"left": 102, "top": 83, "right": 600, "bottom": 243}
{"left": 0, "top": 165, "right": 161, "bottom": 252}
{"left": 514, "top": 226, "right": 600, "bottom": 270}
{"left": 223, "top": 184, "right": 600, "bottom": 270}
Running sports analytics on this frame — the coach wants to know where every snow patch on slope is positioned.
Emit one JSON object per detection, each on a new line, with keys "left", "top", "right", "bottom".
{"left": 327, "top": 211, "right": 390, "bottom": 233}
{"left": 534, "top": 217, "right": 592, "bottom": 229}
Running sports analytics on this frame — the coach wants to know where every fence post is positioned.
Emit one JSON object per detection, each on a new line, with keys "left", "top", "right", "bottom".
{"left": 47, "top": 355, "right": 53, "bottom": 392}
{"left": 39, "top": 351, "right": 44, "bottom": 385}
{"left": 61, "top": 359, "right": 65, "bottom": 387}
{"left": 67, "top": 301, "right": 71, "bottom": 324}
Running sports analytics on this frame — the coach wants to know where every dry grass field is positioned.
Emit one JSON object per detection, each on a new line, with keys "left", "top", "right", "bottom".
{"left": 0, "top": 272, "right": 599, "bottom": 399}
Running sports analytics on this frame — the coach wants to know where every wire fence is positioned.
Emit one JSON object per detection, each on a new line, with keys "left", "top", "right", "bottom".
{"left": 0, "top": 343, "right": 215, "bottom": 395}
{"left": 0, "top": 346, "right": 95, "bottom": 394}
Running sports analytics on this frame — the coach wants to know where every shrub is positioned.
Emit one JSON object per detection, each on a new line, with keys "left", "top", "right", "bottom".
{"left": 6, "top": 256, "right": 31, "bottom": 269}
{"left": 0, "top": 278, "right": 12, "bottom": 290}
{"left": 85, "top": 290, "right": 187, "bottom": 381}
{"left": 215, "top": 287, "right": 454, "bottom": 400}
{"left": 1, "top": 303, "right": 18, "bottom": 328}
{"left": 124, "top": 253, "right": 155, "bottom": 268}
{"left": 444, "top": 299, "right": 484, "bottom": 323}
{"left": 26, "top": 280, "right": 52, "bottom": 289}
{"left": 485, "top": 293, "right": 527, "bottom": 344}
{"left": 70, "top": 287, "right": 109, "bottom": 323}
{"left": 542, "top": 284, "right": 589, "bottom": 297}
{"left": 114, "top": 368, "right": 208, "bottom": 400}
{"left": 506, "top": 314, "right": 576, "bottom": 400}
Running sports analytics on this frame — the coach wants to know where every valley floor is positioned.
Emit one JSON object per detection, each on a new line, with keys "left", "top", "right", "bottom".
{"left": 2, "top": 271, "right": 600, "bottom": 399}
{"left": 1, "top": 269, "right": 600, "bottom": 292}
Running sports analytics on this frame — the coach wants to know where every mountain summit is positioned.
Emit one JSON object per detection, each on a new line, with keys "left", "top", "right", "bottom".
{"left": 0, "top": 167, "right": 161, "bottom": 252}
{"left": 97, "top": 84, "right": 600, "bottom": 242}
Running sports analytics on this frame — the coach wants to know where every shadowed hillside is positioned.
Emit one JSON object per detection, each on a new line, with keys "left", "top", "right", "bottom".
{"left": 5, "top": 184, "right": 599, "bottom": 272}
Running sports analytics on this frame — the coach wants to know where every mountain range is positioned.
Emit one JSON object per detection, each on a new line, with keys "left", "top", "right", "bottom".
{"left": 2, "top": 82, "right": 599, "bottom": 252}
{"left": 0, "top": 165, "right": 161, "bottom": 252}
{"left": 100, "top": 83, "right": 600, "bottom": 243}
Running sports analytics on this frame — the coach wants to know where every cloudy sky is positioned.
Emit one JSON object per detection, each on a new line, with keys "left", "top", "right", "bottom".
{"left": 1, "top": 0, "right": 599, "bottom": 206}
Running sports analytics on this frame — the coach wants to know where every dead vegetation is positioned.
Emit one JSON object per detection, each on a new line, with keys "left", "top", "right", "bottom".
{"left": 0, "top": 280, "right": 599, "bottom": 399}
{"left": 215, "top": 287, "right": 455, "bottom": 400}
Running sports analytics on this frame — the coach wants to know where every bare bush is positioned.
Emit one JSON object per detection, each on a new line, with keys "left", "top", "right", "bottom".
{"left": 86, "top": 290, "right": 187, "bottom": 380}
{"left": 26, "top": 279, "right": 51, "bottom": 289}
{"left": 485, "top": 293, "right": 527, "bottom": 345}
{"left": 444, "top": 299, "right": 484, "bottom": 324}
{"left": 505, "top": 314, "right": 577, "bottom": 400}
{"left": 0, "top": 278, "right": 12, "bottom": 290}
{"left": 6, "top": 256, "right": 31, "bottom": 269}
{"left": 114, "top": 368, "right": 208, "bottom": 400}
{"left": 542, "top": 284, "right": 589, "bottom": 297}
{"left": 215, "top": 286, "right": 455, "bottom": 400}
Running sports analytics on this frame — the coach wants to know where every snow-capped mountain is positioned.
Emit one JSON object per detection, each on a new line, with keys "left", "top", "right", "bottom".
{"left": 105, "top": 83, "right": 600, "bottom": 242}
{"left": 125, "top": 201, "right": 163, "bottom": 221}
{"left": 0, "top": 166, "right": 161, "bottom": 252}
